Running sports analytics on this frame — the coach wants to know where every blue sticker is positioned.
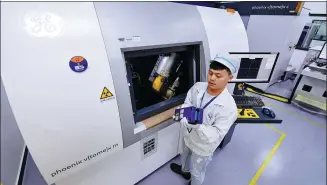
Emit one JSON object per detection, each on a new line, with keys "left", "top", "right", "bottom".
{"left": 69, "top": 56, "right": 88, "bottom": 73}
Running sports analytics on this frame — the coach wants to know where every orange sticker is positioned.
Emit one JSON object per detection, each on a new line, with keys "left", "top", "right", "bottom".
{"left": 70, "top": 56, "right": 85, "bottom": 63}
{"left": 69, "top": 56, "right": 88, "bottom": 73}
{"left": 226, "top": 8, "right": 236, "bottom": 13}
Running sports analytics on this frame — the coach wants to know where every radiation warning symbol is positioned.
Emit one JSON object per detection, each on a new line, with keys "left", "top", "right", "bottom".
{"left": 100, "top": 87, "right": 114, "bottom": 102}
{"left": 237, "top": 109, "right": 260, "bottom": 118}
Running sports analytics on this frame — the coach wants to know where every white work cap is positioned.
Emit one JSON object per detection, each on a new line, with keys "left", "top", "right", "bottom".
{"left": 211, "top": 53, "right": 239, "bottom": 74}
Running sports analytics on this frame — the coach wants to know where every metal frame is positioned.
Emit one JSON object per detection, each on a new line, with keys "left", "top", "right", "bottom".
{"left": 318, "top": 42, "right": 326, "bottom": 59}
{"left": 17, "top": 147, "right": 28, "bottom": 185}
{"left": 309, "top": 13, "right": 327, "bottom": 17}
{"left": 123, "top": 44, "right": 201, "bottom": 122}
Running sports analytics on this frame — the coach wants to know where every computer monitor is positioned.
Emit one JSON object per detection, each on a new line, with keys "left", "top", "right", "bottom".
{"left": 229, "top": 52, "right": 279, "bottom": 83}
{"left": 318, "top": 43, "right": 326, "bottom": 60}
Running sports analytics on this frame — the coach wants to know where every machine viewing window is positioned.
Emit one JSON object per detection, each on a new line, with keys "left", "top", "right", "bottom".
{"left": 123, "top": 44, "right": 201, "bottom": 122}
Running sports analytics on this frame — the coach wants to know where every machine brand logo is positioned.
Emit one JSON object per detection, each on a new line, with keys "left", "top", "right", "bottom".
{"left": 100, "top": 87, "right": 114, "bottom": 102}
{"left": 50, "top": 143, "right": 119, "bottom": 179}
{"left": 24, "top": 11, "right": 64, "bottom": 39}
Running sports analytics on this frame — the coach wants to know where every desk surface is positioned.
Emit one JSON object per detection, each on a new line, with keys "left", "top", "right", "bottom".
{"left": 236, "top": 108, "right": 282, "bottom": 124}
{"left": 302, "top": 67, "right": 326, "bottom": 81}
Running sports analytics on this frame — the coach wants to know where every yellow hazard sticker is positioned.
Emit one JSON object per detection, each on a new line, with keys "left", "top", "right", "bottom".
{"left": 237, "top": 83, "right": 243, "bottom": 90}
{"left": 100, "top": 87, "right": 114, "bottom": 102}
{"left": 238, "top": 109, "right": 260, "bottom": 118}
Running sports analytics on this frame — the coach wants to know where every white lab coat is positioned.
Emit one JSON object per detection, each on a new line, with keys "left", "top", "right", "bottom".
{"left": 180, "top": 82, "right": 238, "bottom": 156}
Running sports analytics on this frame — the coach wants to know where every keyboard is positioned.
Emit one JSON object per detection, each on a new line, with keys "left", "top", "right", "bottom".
{"left": 232, "top": 95, "right": 265, "bottom": 108}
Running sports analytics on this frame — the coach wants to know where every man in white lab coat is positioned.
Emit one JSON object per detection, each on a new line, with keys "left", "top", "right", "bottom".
{"left": 170, "top": 53, "right": 239, "bottom": 185}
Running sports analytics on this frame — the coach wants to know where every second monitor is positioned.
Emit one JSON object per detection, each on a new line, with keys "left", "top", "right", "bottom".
{"left": 229, "top": 52, "right": 279, "bottom": 83}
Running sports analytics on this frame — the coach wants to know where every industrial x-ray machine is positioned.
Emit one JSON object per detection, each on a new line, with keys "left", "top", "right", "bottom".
{"left": 1, "top": 2, "right": 249, "bottom": 185}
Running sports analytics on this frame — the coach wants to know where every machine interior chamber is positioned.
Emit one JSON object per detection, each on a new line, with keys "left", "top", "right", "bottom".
{"left": 123, "top": 44, "right": 201, "bottom": 122}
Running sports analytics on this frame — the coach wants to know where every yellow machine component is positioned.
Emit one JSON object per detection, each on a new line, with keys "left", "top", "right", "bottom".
{"left": 152, "top": 75, "right": 164, "bottom": 92}
{"left": 164, "top": 87, "right": 175, "bottom": 100}
{"left": 237, "top": 83, "right": 244, "bottom": 90}
{"left": 295, "top": 94, "right": 327, "bottom": 111}
{"left": 245, "top": 87, "right": 289, "bottom": 103}
{"left": 238, "top": 108, "right": 260, "bottom": 118}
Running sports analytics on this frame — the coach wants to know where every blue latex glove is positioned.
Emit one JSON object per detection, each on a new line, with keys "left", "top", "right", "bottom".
{"left": 180, "top": 117, "right": 200, "bottom": 129}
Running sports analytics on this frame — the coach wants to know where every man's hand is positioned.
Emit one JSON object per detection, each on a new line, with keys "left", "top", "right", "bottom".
{"left": 180, "top": 117, "right": 200, "bottom": 129}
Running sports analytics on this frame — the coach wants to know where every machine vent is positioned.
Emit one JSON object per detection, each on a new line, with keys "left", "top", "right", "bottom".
{"left": 302, "top": 84, "right": 312, "bottom": 92}
{"left": 141, "top": 133, "right": 158, "bottom": 159}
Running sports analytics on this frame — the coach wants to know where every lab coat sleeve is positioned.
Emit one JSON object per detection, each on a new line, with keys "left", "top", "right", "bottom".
{"left": 180, "top": 84, "right": 195, "bottom": 108}
{"left": 196, "top": 108, "right": 238, "bottom": 143}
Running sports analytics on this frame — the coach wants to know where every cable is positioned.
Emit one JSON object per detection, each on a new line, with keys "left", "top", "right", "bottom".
{"left": 302, "top": 7, "right": 311, "bottom": 11}
{"left": 132, "top": 72, "right": 142, "bottom": 84}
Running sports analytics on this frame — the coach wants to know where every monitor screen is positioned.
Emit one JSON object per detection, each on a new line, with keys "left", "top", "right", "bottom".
{"left": 229, "top": 52, "right": 279, "bottom": 83}
{"left": 319, "top": 43, "right": 326, "bottom": 59}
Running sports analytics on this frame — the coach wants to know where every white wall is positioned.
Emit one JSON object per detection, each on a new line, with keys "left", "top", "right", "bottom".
{"left": 288, "top": 49, "right": 308, "bottom": 72}
{"left": 301, "top": 2, "right": 326, "bottom": 15}
{"left": 246, "top": 1, "right": 327, "bottom": 90}
{"left": 246, "top": 15, "right": 298, "bottom": 90}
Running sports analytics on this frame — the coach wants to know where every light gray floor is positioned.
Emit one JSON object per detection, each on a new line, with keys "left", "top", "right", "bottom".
{"left": 137, "top": 95, "right": 326, "bottom": 185}
{"left": 23, "top": 95, "right": 326, "bottom": 185}
{"left": 265, "top": 79, "right": 295, "bottom": 99}
{"left": 257, "top": 95, "right": 326, "bottom": 185}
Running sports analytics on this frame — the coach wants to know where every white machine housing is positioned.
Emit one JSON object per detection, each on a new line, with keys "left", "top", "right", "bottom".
{"left": 1, "top": 2, "right": 249, "bottom": 185}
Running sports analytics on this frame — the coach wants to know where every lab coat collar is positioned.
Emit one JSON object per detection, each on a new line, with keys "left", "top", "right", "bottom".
{"left": 196, "top": 82, "right": 230, "bottom": 107}
{"left": 210, "top": 87, "right": 229, "bottom": 106}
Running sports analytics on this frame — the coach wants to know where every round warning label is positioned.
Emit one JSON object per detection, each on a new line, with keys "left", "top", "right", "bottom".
{"left": 69, "top": 56, "right": 88, "bottom": 73}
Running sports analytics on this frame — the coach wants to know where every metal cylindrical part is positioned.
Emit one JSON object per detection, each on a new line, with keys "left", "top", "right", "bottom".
{"left": 155, "top": 53, "right": 177, "bottom": 77}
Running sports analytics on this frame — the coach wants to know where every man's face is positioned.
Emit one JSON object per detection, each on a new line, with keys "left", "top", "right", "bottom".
{"left": 207, "top": 69, "right": 233, "bottom": 90}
